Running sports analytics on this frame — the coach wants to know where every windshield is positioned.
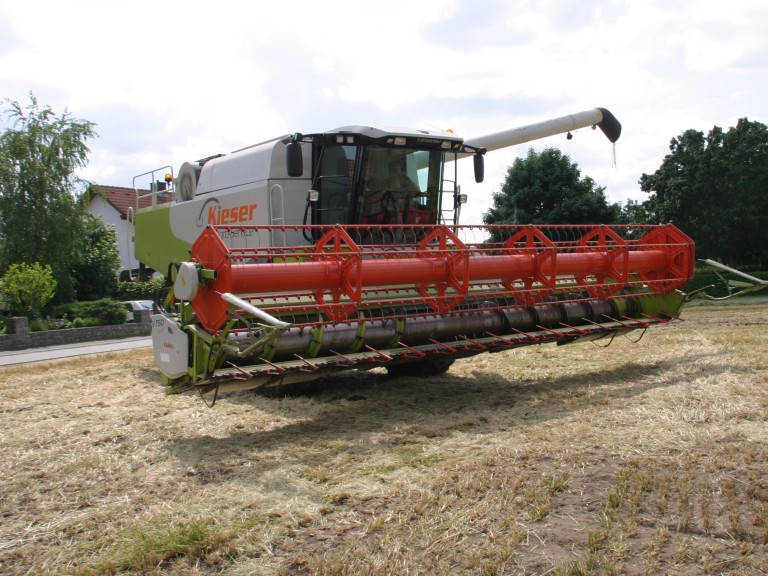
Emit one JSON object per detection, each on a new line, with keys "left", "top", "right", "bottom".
{"left": 354, "top": 145, "right": 444, "bottom": 225}
{"left": 312, "top": 143, "right": 446, "bottom": 228}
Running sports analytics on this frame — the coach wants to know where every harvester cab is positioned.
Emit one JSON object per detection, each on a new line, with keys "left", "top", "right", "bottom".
{"left": 284, "top": 126, "right": 484, "bottom": 233}
{"left": 131, "top": 107, "right": 761, "bottom": 403}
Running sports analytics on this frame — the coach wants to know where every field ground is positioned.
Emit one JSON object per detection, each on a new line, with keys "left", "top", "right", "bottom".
{"left": 1, "top": 299, "right": 768, "bottom": 575}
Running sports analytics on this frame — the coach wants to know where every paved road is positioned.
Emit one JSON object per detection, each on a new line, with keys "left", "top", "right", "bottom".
{"left": 0, "top": 336, "right": 152, "bottom": 367}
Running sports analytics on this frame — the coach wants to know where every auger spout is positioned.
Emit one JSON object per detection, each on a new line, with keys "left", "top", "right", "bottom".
{"left": 458, "top": 108, "right": 621, "bottom": 160}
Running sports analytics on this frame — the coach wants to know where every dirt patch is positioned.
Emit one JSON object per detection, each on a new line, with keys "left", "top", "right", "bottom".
{"left": 1, "top": 303, "right": 767, "bottom": 575}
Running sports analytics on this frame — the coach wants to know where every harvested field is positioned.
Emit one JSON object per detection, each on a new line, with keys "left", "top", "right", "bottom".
{"left": 1, "top": 299, "right": 767, "bottom": 575}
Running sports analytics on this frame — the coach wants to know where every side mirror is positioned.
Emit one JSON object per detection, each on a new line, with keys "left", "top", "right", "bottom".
{"left": 473, "top": 152, "right": 484, "bottom": 183}
{"left": 286, "top": 141, "right": 303, "bottom": 177}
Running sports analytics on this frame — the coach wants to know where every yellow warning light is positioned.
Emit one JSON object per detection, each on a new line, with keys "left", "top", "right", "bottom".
{"left": 165, "top": 173, "right": 173, "bottom": 182}
{"left": 446, "top": 129, "right": 454, "bottom": 134}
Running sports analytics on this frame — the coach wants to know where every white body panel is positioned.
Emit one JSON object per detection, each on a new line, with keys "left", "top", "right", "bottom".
{"left": 167, "top": 137, "right": 314, "bottom": 249}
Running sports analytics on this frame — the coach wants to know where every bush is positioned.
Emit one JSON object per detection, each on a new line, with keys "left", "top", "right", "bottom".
{"left": 27, "top": 316, "right": 72, "bottom": 331}
{"left": 116, "top": 277, "right": 166, "bottom": 301}
{"left": 0, "top": 262, "right": 57, "bottom": 318}
{"left": 45, "top": 317, "right": 72, "bottom": 330}
{"left": 72, "top": 317, "right": 102, "bottom": 328}
{"left": 29, "top": 318, "right": 50, "bottom": 332}
{"left": 50, "top": 299, "right": 128, "bottom": 326}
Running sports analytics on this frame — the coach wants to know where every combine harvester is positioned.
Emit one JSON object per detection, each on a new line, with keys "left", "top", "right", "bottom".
{"left": 132, "top": 108, "right": 765, "bottom": 401}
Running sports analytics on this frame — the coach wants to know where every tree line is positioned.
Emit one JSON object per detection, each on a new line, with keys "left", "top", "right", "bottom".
{"left": 1, "top": 94, "right": 766, "bottom": 318}
{"left": 0, "top": 94, "right": 119, "bottom": 317}
{"left": 484, "top": 119, "right": 768, "bottom": 268}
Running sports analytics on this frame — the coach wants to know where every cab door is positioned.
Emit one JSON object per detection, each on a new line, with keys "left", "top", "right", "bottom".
{"left": 313, "top": 144, "right": 357, "bottom": 225}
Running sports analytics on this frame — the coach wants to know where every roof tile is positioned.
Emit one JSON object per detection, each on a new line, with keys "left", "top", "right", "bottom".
{"left": 91, "top": 185, "right": 173, "bottom": 219}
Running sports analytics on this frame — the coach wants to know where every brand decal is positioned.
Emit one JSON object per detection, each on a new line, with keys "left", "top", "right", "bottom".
{"left": 197, "top": 197, "right": 258, "bottom": 227}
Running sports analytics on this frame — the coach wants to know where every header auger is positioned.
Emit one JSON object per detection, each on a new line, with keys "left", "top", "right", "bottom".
{"left": 132, "top": 106, "right": 759, "bottom": 401}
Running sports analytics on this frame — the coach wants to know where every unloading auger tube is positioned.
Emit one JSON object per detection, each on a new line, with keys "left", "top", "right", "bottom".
{"left": 151, "top": 222, "right": 697, "bottom": 396}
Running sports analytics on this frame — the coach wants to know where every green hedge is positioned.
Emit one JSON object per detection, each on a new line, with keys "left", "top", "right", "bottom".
{"left": 29, "top": 317, "right": 73, "bottom": 331}
{"left": 115, "top": 277, "right": 166, "bottom": 301}
{"left": 50, "top": 298, "right": 128, "bottom": 326}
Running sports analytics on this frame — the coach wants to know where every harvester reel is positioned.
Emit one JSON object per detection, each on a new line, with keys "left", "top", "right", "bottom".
{"left": 416, "top": 227, "right": 470, "bottom": 314}
{"left": 312, "top": 226, "right": 363, "bottom": 322}
{"left": 153, "top": 223, "right": 700, "bottom": 397}
{"left": 638, "top": 225, "right": 695, "bottom": 293}
{"left": 576, "top": 226, "right": 629, "bottom": 299}
{"left": 502, "top": 226, "right": 556, "bottom": 306}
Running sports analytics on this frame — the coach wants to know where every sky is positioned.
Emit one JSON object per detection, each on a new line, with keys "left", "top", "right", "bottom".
{"left": 1, "top": 0, "right": 766, "bottom": 226}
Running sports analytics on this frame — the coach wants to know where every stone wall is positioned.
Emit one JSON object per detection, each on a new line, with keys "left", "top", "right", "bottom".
{"left": 0, "top": 309, "right": 151, "bottom": 351}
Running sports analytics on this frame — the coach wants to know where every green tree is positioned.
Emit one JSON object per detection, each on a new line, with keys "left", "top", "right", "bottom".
{"left": 0, "top": 93, "right": 97, "bottom": 301}
{"left": 0, "top": 262, "right": 57, "bottom": 317}
{"left": 617, "top": 199, "right": 650, "bottom": 225}
{"left": 72, "top": 213, "right": 121, "bottom": 300}
{"left": 639, "top": 119, "right": 768, "bottom": 267}
{"left": 483, "top": 147, "right": 619, "bottom": 229}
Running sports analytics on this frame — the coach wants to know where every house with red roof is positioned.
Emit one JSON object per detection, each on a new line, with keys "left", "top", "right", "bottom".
{"left": 85, "top": 184, "right": 173, "bottom": 279}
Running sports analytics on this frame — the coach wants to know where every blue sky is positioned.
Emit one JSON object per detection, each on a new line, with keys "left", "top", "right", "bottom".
{"left": 1, "top": 0, "right": 766, "bottom": 225}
